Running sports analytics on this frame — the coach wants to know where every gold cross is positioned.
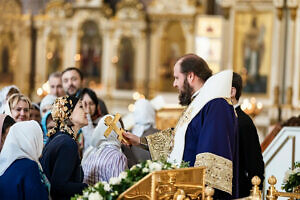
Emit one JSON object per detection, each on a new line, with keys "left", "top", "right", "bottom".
{"left": 104, "top": 113, "right": 129, "bottom": 145}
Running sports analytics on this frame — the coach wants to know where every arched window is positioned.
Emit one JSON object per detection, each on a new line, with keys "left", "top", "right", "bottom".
{"left": 79, "top": 21, "right": 102, "bottom": 84}
{"left": 46, "top": 34, "right": 63, "bottom": 76}
{"left": 159, "top": 21, "right": 186, "bottom": 92}
{"left": 116, "top": 37, "right": 134, "bottom": 90}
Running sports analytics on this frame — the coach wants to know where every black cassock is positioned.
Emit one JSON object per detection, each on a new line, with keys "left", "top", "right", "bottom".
{"left": 236, "top": 105, "right": 265, "bottom": 198}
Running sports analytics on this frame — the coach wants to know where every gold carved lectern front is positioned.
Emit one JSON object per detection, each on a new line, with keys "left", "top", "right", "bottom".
{"left": 118, "top": 167, "right": 205, "bottom": 200}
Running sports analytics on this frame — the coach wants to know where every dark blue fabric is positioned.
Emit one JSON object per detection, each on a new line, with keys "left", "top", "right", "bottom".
{"left": 182, "top": 98, "right": 239, "bottom": 199}
{"left": 40, "top": 131, "right": 87, "bottom": 200}
{"left": 0, "top": 158, "right": 48, "bottom": 200}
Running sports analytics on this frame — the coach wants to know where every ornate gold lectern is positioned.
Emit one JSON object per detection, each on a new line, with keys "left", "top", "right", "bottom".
{"left": 118, "top": 167, "right": 206, "bottom": 200}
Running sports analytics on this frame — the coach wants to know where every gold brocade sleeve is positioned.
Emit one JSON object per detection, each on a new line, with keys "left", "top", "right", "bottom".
{"left": 194, "top": 152, "right": 233, "bottom": 195}
{"left": 145, "top": 128, "right": 175, "bottom": 161}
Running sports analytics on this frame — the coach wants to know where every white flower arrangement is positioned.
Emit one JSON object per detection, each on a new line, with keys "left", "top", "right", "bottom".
{"left": 102, "top": 182, "right": 111, "bottom": 192}
{"left": 88, "top": 192, "right": 103, "bottom": 200}
{"left": 149, "top": 162, "right": 162, "bottom": 172}
{"left": 282, "top": 162, "right": 300, "bottom": 192}
{"left": 109, "top": 177, "right": 121, "bottom": 185}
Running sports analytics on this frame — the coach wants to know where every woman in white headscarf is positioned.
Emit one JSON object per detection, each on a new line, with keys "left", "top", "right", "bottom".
{"left": 122, "top": 99, "right": 159, "bottom": 168}
{"left": 132, "top": 99, "right": 156, "bottom": 137}
{"left": 40, "top": 94, "right": 57, "bottom": 118}
{"left": 0, "top": 85, "right": 20, "bottom": 114}
{"left": 82, "top": 114, "right": 128, "bottom": 185}
{"left": 0, "top": 120, "right": 49, "bottom": 200}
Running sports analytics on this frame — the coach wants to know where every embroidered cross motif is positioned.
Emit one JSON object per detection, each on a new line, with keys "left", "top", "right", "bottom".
{"left": 104, "top": 113, "right": 129, "bottom": 145}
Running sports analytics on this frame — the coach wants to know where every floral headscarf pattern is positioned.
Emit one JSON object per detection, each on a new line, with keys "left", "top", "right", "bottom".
{"left": 47, "top": 96, "right": 79, "bottom": 140}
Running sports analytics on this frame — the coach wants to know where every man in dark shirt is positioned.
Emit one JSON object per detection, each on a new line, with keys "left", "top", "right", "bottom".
{"left": 231, "top": 72, "right": 265, "bottom": 197}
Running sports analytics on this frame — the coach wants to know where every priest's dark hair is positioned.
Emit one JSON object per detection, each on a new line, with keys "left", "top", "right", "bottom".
{"left": 62, "top": 67, "right": 83, "bottom": 80}
{"left": 232, "top": 72, "right": 243, "bottom": 101}
{"left": 179, "top": 54, "right": 212, "bottom": 82}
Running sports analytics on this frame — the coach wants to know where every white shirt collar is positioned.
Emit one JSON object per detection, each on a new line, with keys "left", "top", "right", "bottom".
{"left": 192, "top": 89, "right": 201, "bottom": 99}
{"left": 234, "top": 103, "right": 240, "bottom": 109}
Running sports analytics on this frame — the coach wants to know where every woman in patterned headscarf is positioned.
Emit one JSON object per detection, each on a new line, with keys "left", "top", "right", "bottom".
{"left": 40, "top": 95, "right": 88, "bottom": 200}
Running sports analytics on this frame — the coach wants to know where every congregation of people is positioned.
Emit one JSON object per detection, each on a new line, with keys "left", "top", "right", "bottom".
{"left": 0, "top": 55, "right": 265, "bottom": 200}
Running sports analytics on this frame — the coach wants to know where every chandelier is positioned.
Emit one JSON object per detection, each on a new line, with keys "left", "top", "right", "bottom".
{"left": 241, "top": 97, "right": 263, "bottom": 117}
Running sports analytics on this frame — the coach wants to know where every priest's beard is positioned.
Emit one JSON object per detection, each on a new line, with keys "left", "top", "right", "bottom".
{"left": 178, "top": 78, "right": 193, "bottom": 106}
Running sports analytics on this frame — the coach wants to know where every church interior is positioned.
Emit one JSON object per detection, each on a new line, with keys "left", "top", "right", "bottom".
{"left": 0, "top": 0, "right": 299, "bottom": 197}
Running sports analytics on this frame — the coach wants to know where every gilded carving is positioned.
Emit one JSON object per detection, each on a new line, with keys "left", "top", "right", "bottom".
{"left": 116, "top": 0, "right": 145, "bottom": 20}
{"left": 274, "top": 86, "right": 279, "bottom": 105}
{"left": 222, "top": 6, "right": 231, "bottom": 20}
{"left": 117, "top": 0, "right": 144, "bottom": 11}
{"left": 119, "top": 167, "right": 205, "bottom": 200}
{"left": 276, "top": 7, "right": 283, "bottom": 20}
{"left": 266, "top": 176, "right": 300, "bottom": 199}
{"left": 289, "top": 7, "right": 298, "bottom": 21}
{"left": 45, "top": 0, "right": 74, "bottom": 18}
{"left": 286, "top": 86, "right": 293, "bottom": 106}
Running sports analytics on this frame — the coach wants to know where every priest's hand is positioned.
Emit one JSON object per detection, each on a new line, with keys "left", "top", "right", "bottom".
{"left": 122, "top": 131, "right": 140, "bottom": 146}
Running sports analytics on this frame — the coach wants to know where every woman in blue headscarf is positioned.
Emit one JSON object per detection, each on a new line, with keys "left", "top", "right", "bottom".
{"left": 40, "top": 111, "right": 55, "bottom": 145}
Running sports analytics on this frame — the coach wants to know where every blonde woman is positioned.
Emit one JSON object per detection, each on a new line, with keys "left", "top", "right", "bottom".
{"left": 5, "top": 93, "right": 31, "bottom": 122}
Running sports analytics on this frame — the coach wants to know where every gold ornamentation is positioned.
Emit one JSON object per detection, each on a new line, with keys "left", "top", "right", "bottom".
{"left": 274, "top": 86, "right": 279, "bottom": 105}
{"left": 224, "top": 97, "right": 232, "bottom": 106}
{"left": 286, "top": 86, "right": 293, "bottom": 106}
{"left": 290, "top": 7, "right": 297, "bottom": 21}
{"left": 103, "top": 114, "right": 129, "bottom": 145}
{"left": 45, "top": 0, "right": 74, "bottom": 17}
{"left": 205, "top": 186, "right": 214, "bottom": 200}
{"left": 156, "top": 107, "right": 183, "bottom": 130}
{"left": 222, "top": 6, "right": 231, "bottom": 20}
{"left": 276, "top": 7, "right": 283, "bottom": 20}
{"left": 294, "top": 185, "right": 300, "bottom": 193}
{"left": 266, "top": 176, "right": 300, "bottom": 200}
{"left": 194, "top": 152, "right": 232, "bottom": 194}
{"left": 117, "top": 0, "right": 144, "bottom": 11}
{"left": 176, "top": 107, "right": 192, "bottom": 128}
{"left": 116, "top": 0, "right": 145, "bottom": 20}
{"left": 249, "top": 176, "right": 262, "bottom": 199}
{"left": 146, "top": 128, "right": 175, "bottom": 161}
{"left": 118, "top": 167, "right": 205, "bottom": 200}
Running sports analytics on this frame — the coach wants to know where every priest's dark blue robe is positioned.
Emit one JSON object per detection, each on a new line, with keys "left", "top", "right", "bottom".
{"left": 183, "top": 98, "right": 239, "bottom": 199}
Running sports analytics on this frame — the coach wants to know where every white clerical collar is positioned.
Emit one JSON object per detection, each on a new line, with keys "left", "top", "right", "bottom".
{"left": 192, "top": 89, "right": 201, "bottom": 99}
{"left": 233, "top": 103, "right": 240, "bottom": 109}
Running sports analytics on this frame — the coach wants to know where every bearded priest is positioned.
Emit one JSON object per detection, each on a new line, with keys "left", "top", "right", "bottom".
{"left": 123, "top": 54, "right": 239, "bottom": 200}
